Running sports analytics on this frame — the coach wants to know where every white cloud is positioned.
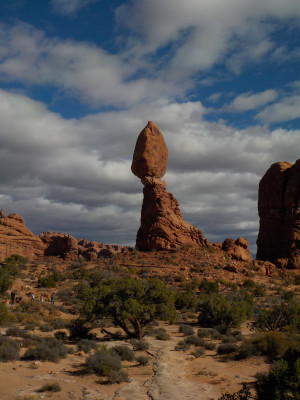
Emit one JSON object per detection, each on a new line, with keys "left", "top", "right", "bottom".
{"left": 0, "top": 89, "right": 299, "bottom": 253}
{"left": 256, "top": 95, "right": 300, "bottom": 123}
{"left": 52, "top": 0, "right": 97, "bottom": 15}
{"left": 226, "top": 90, "right": 278, "bottom": 112}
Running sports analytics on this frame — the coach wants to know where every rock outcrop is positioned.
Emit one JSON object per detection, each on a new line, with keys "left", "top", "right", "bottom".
{"left": 132, "top": 121, "right": 210, "bottom": 251}
{"left": 222, "top": 237, "right": 252, "bottom": 263}
{"left": 40, "top": 232, "right": 79, "bottom": 261}
{"left": 256, "top": 159, "right": 300, "bottom": 269}
{"left": 0, "top": 210, "right": 46, "bottom": 261}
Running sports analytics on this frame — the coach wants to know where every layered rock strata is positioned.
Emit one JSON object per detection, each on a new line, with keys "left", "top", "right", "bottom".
{"left": 132, "top": 121, "right": 210, "bottom": 251}
{"left": 0, "top": 210, "right": 46, "bottom": 261}
{"left": 256, "top": 159, "right": 300, "bottom": 269}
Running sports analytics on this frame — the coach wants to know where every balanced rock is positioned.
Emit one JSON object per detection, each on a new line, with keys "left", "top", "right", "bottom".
{"left": 132, "top": 123, "right": 210, "bottom": 251}
{"left": 131, "top": 121, "right": 168, "bottom": 179}
{"left": 256, "top": 159, "right": 300, "bottom": 269}
{"left": 0, "top": 210, "right": 46, "bottom": 260}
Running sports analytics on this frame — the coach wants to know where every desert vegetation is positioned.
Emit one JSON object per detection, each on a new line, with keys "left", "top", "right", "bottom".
{"left": 0, "top": 251, "right": 300, "bottom": 399}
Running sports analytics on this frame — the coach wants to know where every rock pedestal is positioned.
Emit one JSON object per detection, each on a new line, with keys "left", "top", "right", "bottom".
{"left": 256, "top": 159, "right": 300, "bottom": 269}
{"left": 132, "top": 122, "right": 210, "bottom": 251}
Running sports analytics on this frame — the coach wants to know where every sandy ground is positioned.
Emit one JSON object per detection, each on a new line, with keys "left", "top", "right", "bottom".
{"left": 0, "top": 322, "right": 269, "bottom": 400}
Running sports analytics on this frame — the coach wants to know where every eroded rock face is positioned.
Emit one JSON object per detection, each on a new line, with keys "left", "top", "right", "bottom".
{"left": 256, "top": 159, "right": 300, "bottom": 269}
{"left": 0, "top": 210, "right": 46, "bottom": 261}
{"left": 222, "top": 237, "right": 252, "bottom": 263}
{"left": 132, "top": 123, "right": 210, "bottom": 251}
{"left": 40, "top": 232, "right": 79, "bottom": 261}
{"left": 131, "top": 121, "right": 168, "bottom": 179}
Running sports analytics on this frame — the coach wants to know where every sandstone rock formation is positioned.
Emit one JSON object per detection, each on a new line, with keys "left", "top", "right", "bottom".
{"left": 40, "top": 232, "right": 79, "bottom": 261}
{"left": 0, "top": 210, "right": 46, "bottom": 261}
{"left": 256, "top": 159, "right": 300, "bottom": 269}
{"left": 222, "top": 237, "right": 252, "bottom": 263}
{"left": 132, "top": 121, "right": 210, "bottom": 251}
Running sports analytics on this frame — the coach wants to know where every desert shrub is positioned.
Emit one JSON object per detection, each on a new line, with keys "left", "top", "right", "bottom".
{"left": 179, "top": 324, "right": 194, "bottom": 336}
{"left": 193, "top": 347, "right": 205, "bottom": 357}
{"left": 38, "top": 275, "right": 56, "bottom": 288}
{"left": 235, "top": 341, "right": 257, "bottom": 360}
{"left": 73, "top": 267, "right": 90, "bottom": 280}
{"left": 130, "top": 339, "right": 149, "bottom": 351}
{"left": 217, "top": 343, "right": 238, "bottom": 355}
{"left": 252, "top": 298, "right": 300, "bottom": 332}
{"left": 251, "top": 332, "right": 290, "bottom": 361}
{"left": 218, "top": 384, "right": 252, "bottom": 400}
{"left": 0, "top": 337, "right": 20, "bottom": 361}
{"left": 57, "top": 288, "right": 73, "bottom": 302}
{"left": 77, "top": 339, "right": 98, "bottom": 353}
{"left": 155, "top": 331, "right": 171, "bottom": 341}
{"left": 111, "top": 345, "right": 135, "bottom": 361}
{"left": 255, "top": 347, "right": 300, "bottom": 400}
{"left": 185, "top": 335, "right": 206, "bottom": 347}
{"left": 199, "top": 279, "right": 219, "bottom": 294}
{"left": 136, "top": 355, "right": 149, "bottom": 365}
{"left": 0, "top": 273, "right": 13, "bottom": 295}
{"left": 82, "top": 278, "right": 176, "bottom": 339}
{"left": 23, "top": 337, "right": 68, "bottom": 362}
{"left": 84, "top": 349, "right": 121, "bottom": 376}
{"left": 50, "top": 319, "right": 67, "bottom": 329}
{"left": 37, "top": 382, "right": 61, "bottom": 392}
{"left": 54, "top": 331, "right": 67, "bottom": 341}
{"left": 6, "top": 326, "right": 30, "bottom": 338}
{"left": 74, "top": 281, "right": 91, "bottom": 300}
{"left": 39, "top": 323, "right": 53, "bottom": 332}
{"left": 68, "top": 318, "right": 91, "bottom": 339}
{"left": 0, "top": 303, "right": 10, "bottom": 325}
{"left": 175, "top": 340, "right": 190, "bottom": 352}
{"left": 24, "top": 323, "right": 36, "bottom": 331}
{"left": 175, "top": 290, "right": 198, "bottom": 310}
{"left": 205, "top": 342, "right": 216, "bottom": 351}
{"left": 197, "top": 328, "right": 216, "bottom": 338}
{"left": 107, "top": 370, "right": 130, "bottom": 384}
{"left": 197, "top": 293, "right": 252, "bottom": 328}
{"left": 294, "top": 275, "right": 300, "bottom": 285}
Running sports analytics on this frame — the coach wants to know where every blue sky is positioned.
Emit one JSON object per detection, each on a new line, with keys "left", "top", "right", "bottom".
{"left": 0, "top": 0, "right": 299, "bottom": 255}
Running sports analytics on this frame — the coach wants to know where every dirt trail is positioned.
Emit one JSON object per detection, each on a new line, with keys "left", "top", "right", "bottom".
{"left": 113, "top": 333, "right": 218, "bottom": 400}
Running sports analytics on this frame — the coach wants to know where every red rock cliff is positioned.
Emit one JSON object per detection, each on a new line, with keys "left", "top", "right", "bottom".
{"left": 256, "top": 159, "right": 300, "bottom": 269}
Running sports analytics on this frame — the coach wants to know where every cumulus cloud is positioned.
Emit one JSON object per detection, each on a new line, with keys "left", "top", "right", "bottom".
{"left": 0, "top": 89, "right": 299, "bottom": 254}
{"left": 225, "top": 90, "right": 278, "bottom": 112}
{"left": 256, "top": 95, "right": 300, "bottom": 123}
{"left": 52, "top": 0, "right": 98, "bottom": 15}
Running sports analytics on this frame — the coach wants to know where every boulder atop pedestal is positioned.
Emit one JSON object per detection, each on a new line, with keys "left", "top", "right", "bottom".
{"left": 132, "top": 122, "right": 210, "bottom": 251}
{"left": 131, "top": 121, "right": 168, "bottom": 179}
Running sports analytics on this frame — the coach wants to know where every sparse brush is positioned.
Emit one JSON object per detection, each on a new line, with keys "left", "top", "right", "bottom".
{"left": 37, "top": 382, "right": 61, "bottom": 392}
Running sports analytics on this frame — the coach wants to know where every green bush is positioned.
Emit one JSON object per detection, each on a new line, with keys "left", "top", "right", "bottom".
{"left": 218, "top": 384, "right": 252, "bottom": 400}
{"left": 217, "top": 343, "right": 238, "bottom": 355}
{"left": 0, "top": 303, "right": 10, "bottom": 325}
{"left": 136, "top": 355, "right": 149, "bottom": 365}
{"left": 6, "top": 326, "right": 30, "bottom": 338}
{"left": 197, "top": 293, "right": 252, "bottom": 328}
{"left": 38, "top": 275, "right": 56, "bottom": 288}
{"left": 0, "top": 337, "right": 20, "bottom": 361}
{"left": 199, "top": 279, "right": 219, "bottom": 294}
{"left": 179, "top": 324, "right": 194, "bottom": 336}
{"left": 252, "top": 299, "right": 300, "bottom": 332}
{"left": 77, "top": 339, "right": 98, "bottom": 353}
{"left": 107, "top": 369, "right": 130, "bottom": 384}
{"left": 185, "top": 335, "right": 206, "bottom": 347}
{"left": 192, "top": 347, "right": 205, "bottom": 357}
{"left": 130, "top": 339, "right": 149, "bottom": 351}
{"left": 84, "top": 349, "right": 121, "bottom": 376}
{"left": 175, "top": 290, "right": 198, "bottom": 310}
{"left": 255, "top": 347, "right": 300, "bottom": 400}
{"left": 111, "top": 345, "right": 135, "bottom": 361}
{"left": 175, "top": 340, "right": 190, "bottom": 352}
{"left": 23, "top": 337, "right": 68, "bottom": 362}
{"left": 68, "top": 318, "right": 91, "bottom": 339}
{"left": 82, "top": 278, "right": 176, "bottom": 339}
